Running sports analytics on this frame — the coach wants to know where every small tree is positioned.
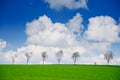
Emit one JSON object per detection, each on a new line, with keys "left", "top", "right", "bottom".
{"left": 41, "top": 51, "right": 47, "bottom": 64}
{"left": 25, "top": 52, "right": 32, "bottom": 64}
{"left": 104, "top": 51, "right": 113, "bottom": 64}
{"left": 72, "top": 52, "right": 80, "bottom": 64}
{"left": 11, "top": 54, "right": 17, "bottom": 64}
{"left": 56, "top": 50, "right": 63, "bottom": 64}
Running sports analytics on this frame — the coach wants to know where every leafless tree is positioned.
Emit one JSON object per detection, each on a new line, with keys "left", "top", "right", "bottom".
{"left": 72, "top": 52, "right": 80, "bottom": 64}
{"left": 41, "top": 51, "right": 47, "bottom": 64}
{"left": 25, "top": 52, "right": 32, "bottom": 64}
{"left": 104, "top": 51, "right": 113, "bottom": 64}
{"left": 56, "top": 50, "right": 63, "bottom": 64}
{"left": 11, "top": 54, "right": 17, "bottom": 64}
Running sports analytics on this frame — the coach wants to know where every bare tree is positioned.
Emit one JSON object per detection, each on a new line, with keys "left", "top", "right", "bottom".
{"left": 25, "top": 52, "right": 32, "bottom": 64}
{"left": 56, "top": 50, "right": 63, "bottom": 64}
{"left": 72, "top": 52, "right": 80, "bottom": 64}
{"left": 104, "top": 51, "right": 113, "bottom": 64}
{"left": 41, "top": 51, "right": 47, "bottom": 64}
{"left": 11, "top": 54, "right": 17, "bottom": 64}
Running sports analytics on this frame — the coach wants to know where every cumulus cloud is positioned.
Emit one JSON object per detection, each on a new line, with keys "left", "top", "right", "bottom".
{"left": 17, "top": 14, "right": 120, "bottom": 64}
{"left": 0, "top": 14, "right": 120, "bottom": 64}
{"left": 26, "top": 14, "right": 81, "bottom": 48}
{"left": 66, "top": 13, "right": 84, "bottom": 36}
{"left": 84, "top": 16, "right": 120, "bottom": 42}
{"left": 45, "top": 0, "right": 88, "bottom": 10}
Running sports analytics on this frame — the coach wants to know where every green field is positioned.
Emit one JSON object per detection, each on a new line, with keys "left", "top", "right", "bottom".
{"left": 0, "top": 65, "right": 120, "bottom": 80}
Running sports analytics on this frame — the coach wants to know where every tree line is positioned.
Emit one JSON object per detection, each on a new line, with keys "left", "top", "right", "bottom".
{"left": 11, "top": 50, "right": 113, "bottom": 65}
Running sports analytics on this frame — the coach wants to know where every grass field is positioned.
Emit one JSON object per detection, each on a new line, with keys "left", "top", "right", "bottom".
{"left": 0, "top": 65, "right": 120, "bottom": 80}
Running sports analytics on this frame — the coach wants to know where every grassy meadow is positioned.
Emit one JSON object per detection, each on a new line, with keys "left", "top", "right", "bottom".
{"left": 0, "top": 65, "right": 120, "bottom": 80}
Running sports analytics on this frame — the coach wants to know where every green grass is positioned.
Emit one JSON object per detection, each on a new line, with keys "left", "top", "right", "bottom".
{"left": 0, "top": 65, "right": 120, "bottom": 80}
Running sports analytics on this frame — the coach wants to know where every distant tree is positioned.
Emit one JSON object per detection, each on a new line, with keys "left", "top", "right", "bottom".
{"left": 56, "top": 50, "right": 63, "bottom": 64}
{"left": 104, "top": 51, "right": 113, "bottom": 64}
{"left": 11, "top": 54, "right": 17, "bottom": 64}
{"left": 25, "top": 52, "right": 32, "bottom": 64}
{"left": 94, "top": 62, "right": 96, "bottom": 65}
{"left": 41, "top": 51, "right": 47, "bottom": 64}
{"left": 72, "top": 52, "right": 80, "bottom": 64}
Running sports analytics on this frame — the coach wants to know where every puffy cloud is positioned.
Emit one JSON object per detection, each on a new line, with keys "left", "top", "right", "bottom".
{"left": 26, "top": 14, "right": 81, "bottom": 48}
{"left": 1, "top": 13, "right": 88, "bottom": 64}
{"left": 11, "top": 14, "right": 119, "bottom": 64}
{"left": 66, "top": 13, "right": 84, "bottom": 36}
{"left": 0, "top": 14, "right": 120, "bottom": 65}
{"left": 26, "top": 15, "right": 52, "bottom": 36}
{"left": 0, "top": 39, "right": 6, "bottom": 51}
{"left": 45, "top": 0, "right": 88, "bottom": 10}
{"left": 84, "top": 16, "right": 120, "bottom": 42}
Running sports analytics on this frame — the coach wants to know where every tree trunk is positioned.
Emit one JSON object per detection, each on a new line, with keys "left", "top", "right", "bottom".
{"left": 74, "top": 58, "right": 76, "bottom": 64}
{"left": 58, "top": 59, "right": 61, "bottom": 64}
{"left": 107, "top": 59, "right": 109, "bottom": 65}
{"left": 43, "top": 58, "right": 45, "bottom": 64}
{"left": 12, "top": 58, "right": 15, "bottom": 64}
{"left": 27, "top": 58, "right": 29, "bottom": 64}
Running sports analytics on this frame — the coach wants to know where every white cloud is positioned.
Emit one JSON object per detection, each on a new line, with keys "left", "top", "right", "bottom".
{"left": 84, "top": 16, "right": 120, "bottom": 42}
{"left": 0, "top": 39, "right": 6, "bottom": 51}
{"left": 66, "top": 13, "right": 84, "bottom": 36}
{"left": 6, "top": 14, "right": 118, "bottom": 64}
{"left": 26, "top": 14, "right": 80, "bottom": 48}
{"left": 0, "top": 14, "right": 120, "bottom": 65}
{"left": 26, "top": 15, "right": 52, "bottom": 36}
{"left": 45, "top": 0, "right": 88, "bottom": 10}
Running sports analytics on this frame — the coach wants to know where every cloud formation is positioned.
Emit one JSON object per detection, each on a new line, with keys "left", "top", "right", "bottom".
{"left": 84, "top": 16, "right": 120, "bottom": 42}
{"left": 67, "top": 13, "right": 84, "bottom": 36}
{"left": 26, "top": 14, "right": 82, "bottom": 48}
{"left": 45, "top": 0, "right": 88, "bottom": 10}
{"left": 0, "top": 13, "right": 120, "bottom": 64}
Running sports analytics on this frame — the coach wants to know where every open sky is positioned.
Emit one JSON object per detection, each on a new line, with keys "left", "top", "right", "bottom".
{"left": 0, "top": 0, "right": 120, "bottom": 64}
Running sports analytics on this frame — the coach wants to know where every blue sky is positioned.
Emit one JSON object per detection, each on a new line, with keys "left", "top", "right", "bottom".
{"left": 0, "top": 0, "right": 120, "bottom": 64}
{"left": 0, "top": 0, "right": 120, "bottom": 50}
